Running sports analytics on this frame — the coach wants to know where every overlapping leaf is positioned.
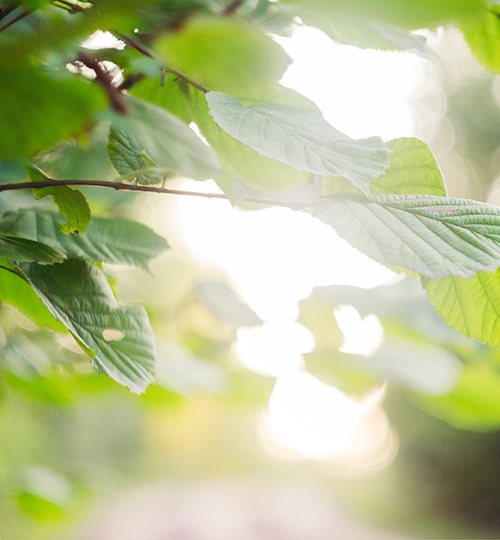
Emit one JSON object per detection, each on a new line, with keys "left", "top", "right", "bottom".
{"left": 461, "top": 8, "right": 500, "bottom": 73}
{"left": 0, "top": 209, "right": 169, "bottom": 270}
{"left": 311, "top": 194, "right": 500, "bottom": 279}
{"left": 207, "top": 91, "right": 390, "bottom": 195}
{"left": 423, "top": 269, "right": 500, "bottom": 347}
{"left": 108, "top": 97, "right": 221, "bottom": 181}
{"left": 0, "top": 232, "right": 65, "bottom": 264}
{"left": 21, "top": 259, "right": 155, "bottom": 393}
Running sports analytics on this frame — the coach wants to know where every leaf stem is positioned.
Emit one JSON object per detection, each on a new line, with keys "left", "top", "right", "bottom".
{"left": 0, "top": 178, "right": 308, "bottom": 210}
{"left": 0, "top": 264, "right": 27, "bottom": 281}
{"left": 0, "top": 8, "right": 31, "bottom": 34}
{"left": 115, "top": 31, "right": 155, "bottom": 59}
{"left": 164, "top": 68, "right": 208, "bottom": 93}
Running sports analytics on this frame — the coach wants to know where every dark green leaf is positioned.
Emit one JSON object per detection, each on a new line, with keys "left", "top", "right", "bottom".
{"left": 207, "top": 91, "right": 390, "bottom": 196}
{"left": 0, "top": 209, "right": 169, "bottom": 271}
{"left": 311, "top": 194, "right": 500, "bottom": 279}
{"left": 0, "top": 232, "right": 65, "bottom": 265}
{"left": 21, "top": 259, "right": 156, "bottom": 393}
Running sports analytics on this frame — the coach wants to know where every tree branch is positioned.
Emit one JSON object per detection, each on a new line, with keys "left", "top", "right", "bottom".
{"left": 222, "top": 0, "right": 246, "bottom": 15}
{"left": 115, "top": 31, "right": 155, "bottom": 59}
{"left": 0, "top": 7, "right": 31, "bottom": 34}
{"left": 0, "top": 178, "right": 308, "bottom": 210}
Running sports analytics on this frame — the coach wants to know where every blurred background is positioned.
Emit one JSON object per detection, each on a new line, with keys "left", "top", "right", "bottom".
{"left": 3, "top": 20, "right": 500, "bottom": 540}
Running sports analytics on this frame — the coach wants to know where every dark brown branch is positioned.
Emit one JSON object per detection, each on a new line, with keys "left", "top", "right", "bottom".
{"left": 0, "top": 7, "right": 30, "bottom": 33}
{"left": 76, "top": 52, "right": 128, "bottom": 115}
{"left": 222, "top": 0, "right": 246, "bottom": 15}
{"left": 117, "top": 72, "right": 146, "bottom": 92}
{"left": 164, "top": 68, "right": 208, "bottom": 93}
{"left": 115, "top": 31, "right": 155, "bottom": 59}
{"left": 0, "top": 179, "right": 308, "bottom": 210}
{"left": 0, "top": 5, "right": 16, "bottom": 21}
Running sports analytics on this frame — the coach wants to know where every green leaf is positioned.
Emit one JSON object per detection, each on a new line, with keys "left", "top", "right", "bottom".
{"left": 370, "top": 137, "right": 446, "bottom": 196}
{"left": 0, "top": 209, "right": 169, "bottom": 271}
{"left": 311, "top": 193, "right": 500, "bottom": 279}
{"left": 412, "top": 364, "right": 500, "bottom": 431}
{"left": 284, "top": 0, "right": 487, "bottom": 31}
{"left": 461, "top": 9, "right": 500, "bottom": 73}
{"left": 0, "top": 232, "right": 65, "bottom": 265}
{"left": 107, "top": 97, "right": 221, "bottom": 181}
{"left": 107, "top": 128, "right": 165, "bottom": 185}
{"left": 0, "top": 67, "right": 105, "bottom": 159}
{"left": 423, "top": 269, "right": 500, "bottom": 347}
{"left": 32, "top": 171, "right": 92, "bottom": 235}
{"left": 300, "top": 11, "right": 433, "bottom": 54}
{"left": 156, "top": 17, "right": 290, "bottom": 93}
{"left": 207, "top": 91, "right": 390, "bottom": 196}
{"left": 21, "top": 259, "right": 156, "bottom": 394}
{"left": 190, "top": 86, "right": 312, "bottom": 193}
{"left": 0, "top": 261, "right": 66, "bottom": 332}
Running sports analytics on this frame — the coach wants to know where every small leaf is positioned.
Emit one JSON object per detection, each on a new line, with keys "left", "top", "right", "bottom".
{"left": 0, "top": 209, "right": 169, "bottom": 271}
{"left": 107, "top": 97, "right": 221, "bottom": 181}
{"left": 108, "top": 128, "right": 164, "bottom": 185}
{"left": 207, "top": 91, "right": 390, "bottom": 196}
{"left": 0, "top": 232, "right": 65, "bottom": 265}
{"left": 370, "top": 137, "right": 446, "bottom": 196}
{"left": 32, "top": 172, "right": 91, "bottom": 235}
{"left": 21, "top": 259, "right": 156, "bottom": 394}
{"left": 461, "top": 9, "right": 500, "bottom": 73}
{"left": 311, "top": 193, "right": 500, "bottom": 279}
{"left": 423, "top": 269, "right": 500, "bottom": 347}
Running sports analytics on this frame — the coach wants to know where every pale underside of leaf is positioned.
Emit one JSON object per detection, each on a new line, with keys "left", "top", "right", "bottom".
{"left": 207, "top": 91, "right": 390, "bottom": 195}
{"left": 311, "top": 194, "right": 500, "bottom": 279}
{"left": 21, "top": 259, "right": 156, "bottom": 394}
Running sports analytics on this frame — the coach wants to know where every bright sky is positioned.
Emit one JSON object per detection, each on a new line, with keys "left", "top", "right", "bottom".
{"left": 151, "top": 24, "right": 428, "bottom": 472}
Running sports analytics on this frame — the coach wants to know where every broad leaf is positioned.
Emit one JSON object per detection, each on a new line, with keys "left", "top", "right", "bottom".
{"left": 0, "top": 261, "right": 66, "bottom": 332}
{"left": 423, "top": 269, "right": 500, "bottom": 347}
{"left": 190, "top": 86, "right": 311, "bottom": 193}
{"left": 311, "top": 194, "right": 500, "bottom": 279}
{"left": 461, "top": 9, "right": 500, "bottom": 73}
{"left": 21, "top": 259, "right": 156, "bottom": 394}
{"left": 284, "top": 0, "right": 487, "bottom": 30}
{"left": 0, "top": 67, "right": 104, "bottom": 159}
{"left": 156, "top": 18, "right": 290, "bottom": 93}
{"left": 0, "top": 232, "right": 65, "bottom": 265}
{"left": 207, "top": 91, "right": 390, "bottom": 196}
{"left": 370, "top": 137, "right": 446, "bottom": 196}
{"left": 0, "top": 209, "right": 169, "bottom": 271}
{"left": 108, "top": 97, "right": 221, "bottom": 181}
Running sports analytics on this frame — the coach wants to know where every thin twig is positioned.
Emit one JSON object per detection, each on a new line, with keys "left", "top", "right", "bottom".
{"left": 164, "top": 68, "right": 208, "bottom": 93}
{"left": 0, "top": 264, "right": 26, "bottom": 280}
{"left": 0, "top": 8, "right": 31, "bottom": 34}
{"left": 222, "top": 0, "right": 246, "bottom": 15}
{"left": 76, "top": 52, "right": 128, "bottom": 114}
{"left": 115, "top": 31, "right": 155, "bottom": 59}
{"left": 0, "top": 178, "right": 309, "bottom": 210}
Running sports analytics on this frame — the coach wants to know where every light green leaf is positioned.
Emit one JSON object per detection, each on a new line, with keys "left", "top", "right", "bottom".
{"left": 311, "top": 193, "right": 500, "bottom": 279}
{"left": 21, "top": 259, "right": 156, "bottom": 394}
{"left": 284, "top": 0, "right": 487, "bottom": 30}
{"left": 108, "top": 97, "right": 221, "bottom": 181}
{"left": 207, "top": 91, "right": 390, "bottom": 196}
{"left": 190, "top": 88, "right": 309, "bottom": 193}
{"left": 0, "top": 232, "right": 65, "bottom": 265}
{"left": 0, "top": 261, "right": 66, "bottom": 332}
{"left": 32, "top": 176, "right": 91, "bottom": 235}
{"left": 370, "top": 137, "right": 446, "bottom": 196}
{"left": 423, "top": 269, "right": 500, "bottom": 347}
{"left": 0, "top": 209, "right": 169, "bottom": 271}
{"left": 156, "top": 17, "right": 290, "bottom": 93}
{"left": 0, "top": 67, "right": 104, "bottom": 159}
{"left": 108, "top": 128, "right": 165, "bottom": 185}
{"left": 461, "top": 9, "right": 500, "bottom": 73}
{"left": 300, "top": 11, "right": 432, "bottom": 54}
{"left": 412, "top": 364, "right": 500, "bottom": 431}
